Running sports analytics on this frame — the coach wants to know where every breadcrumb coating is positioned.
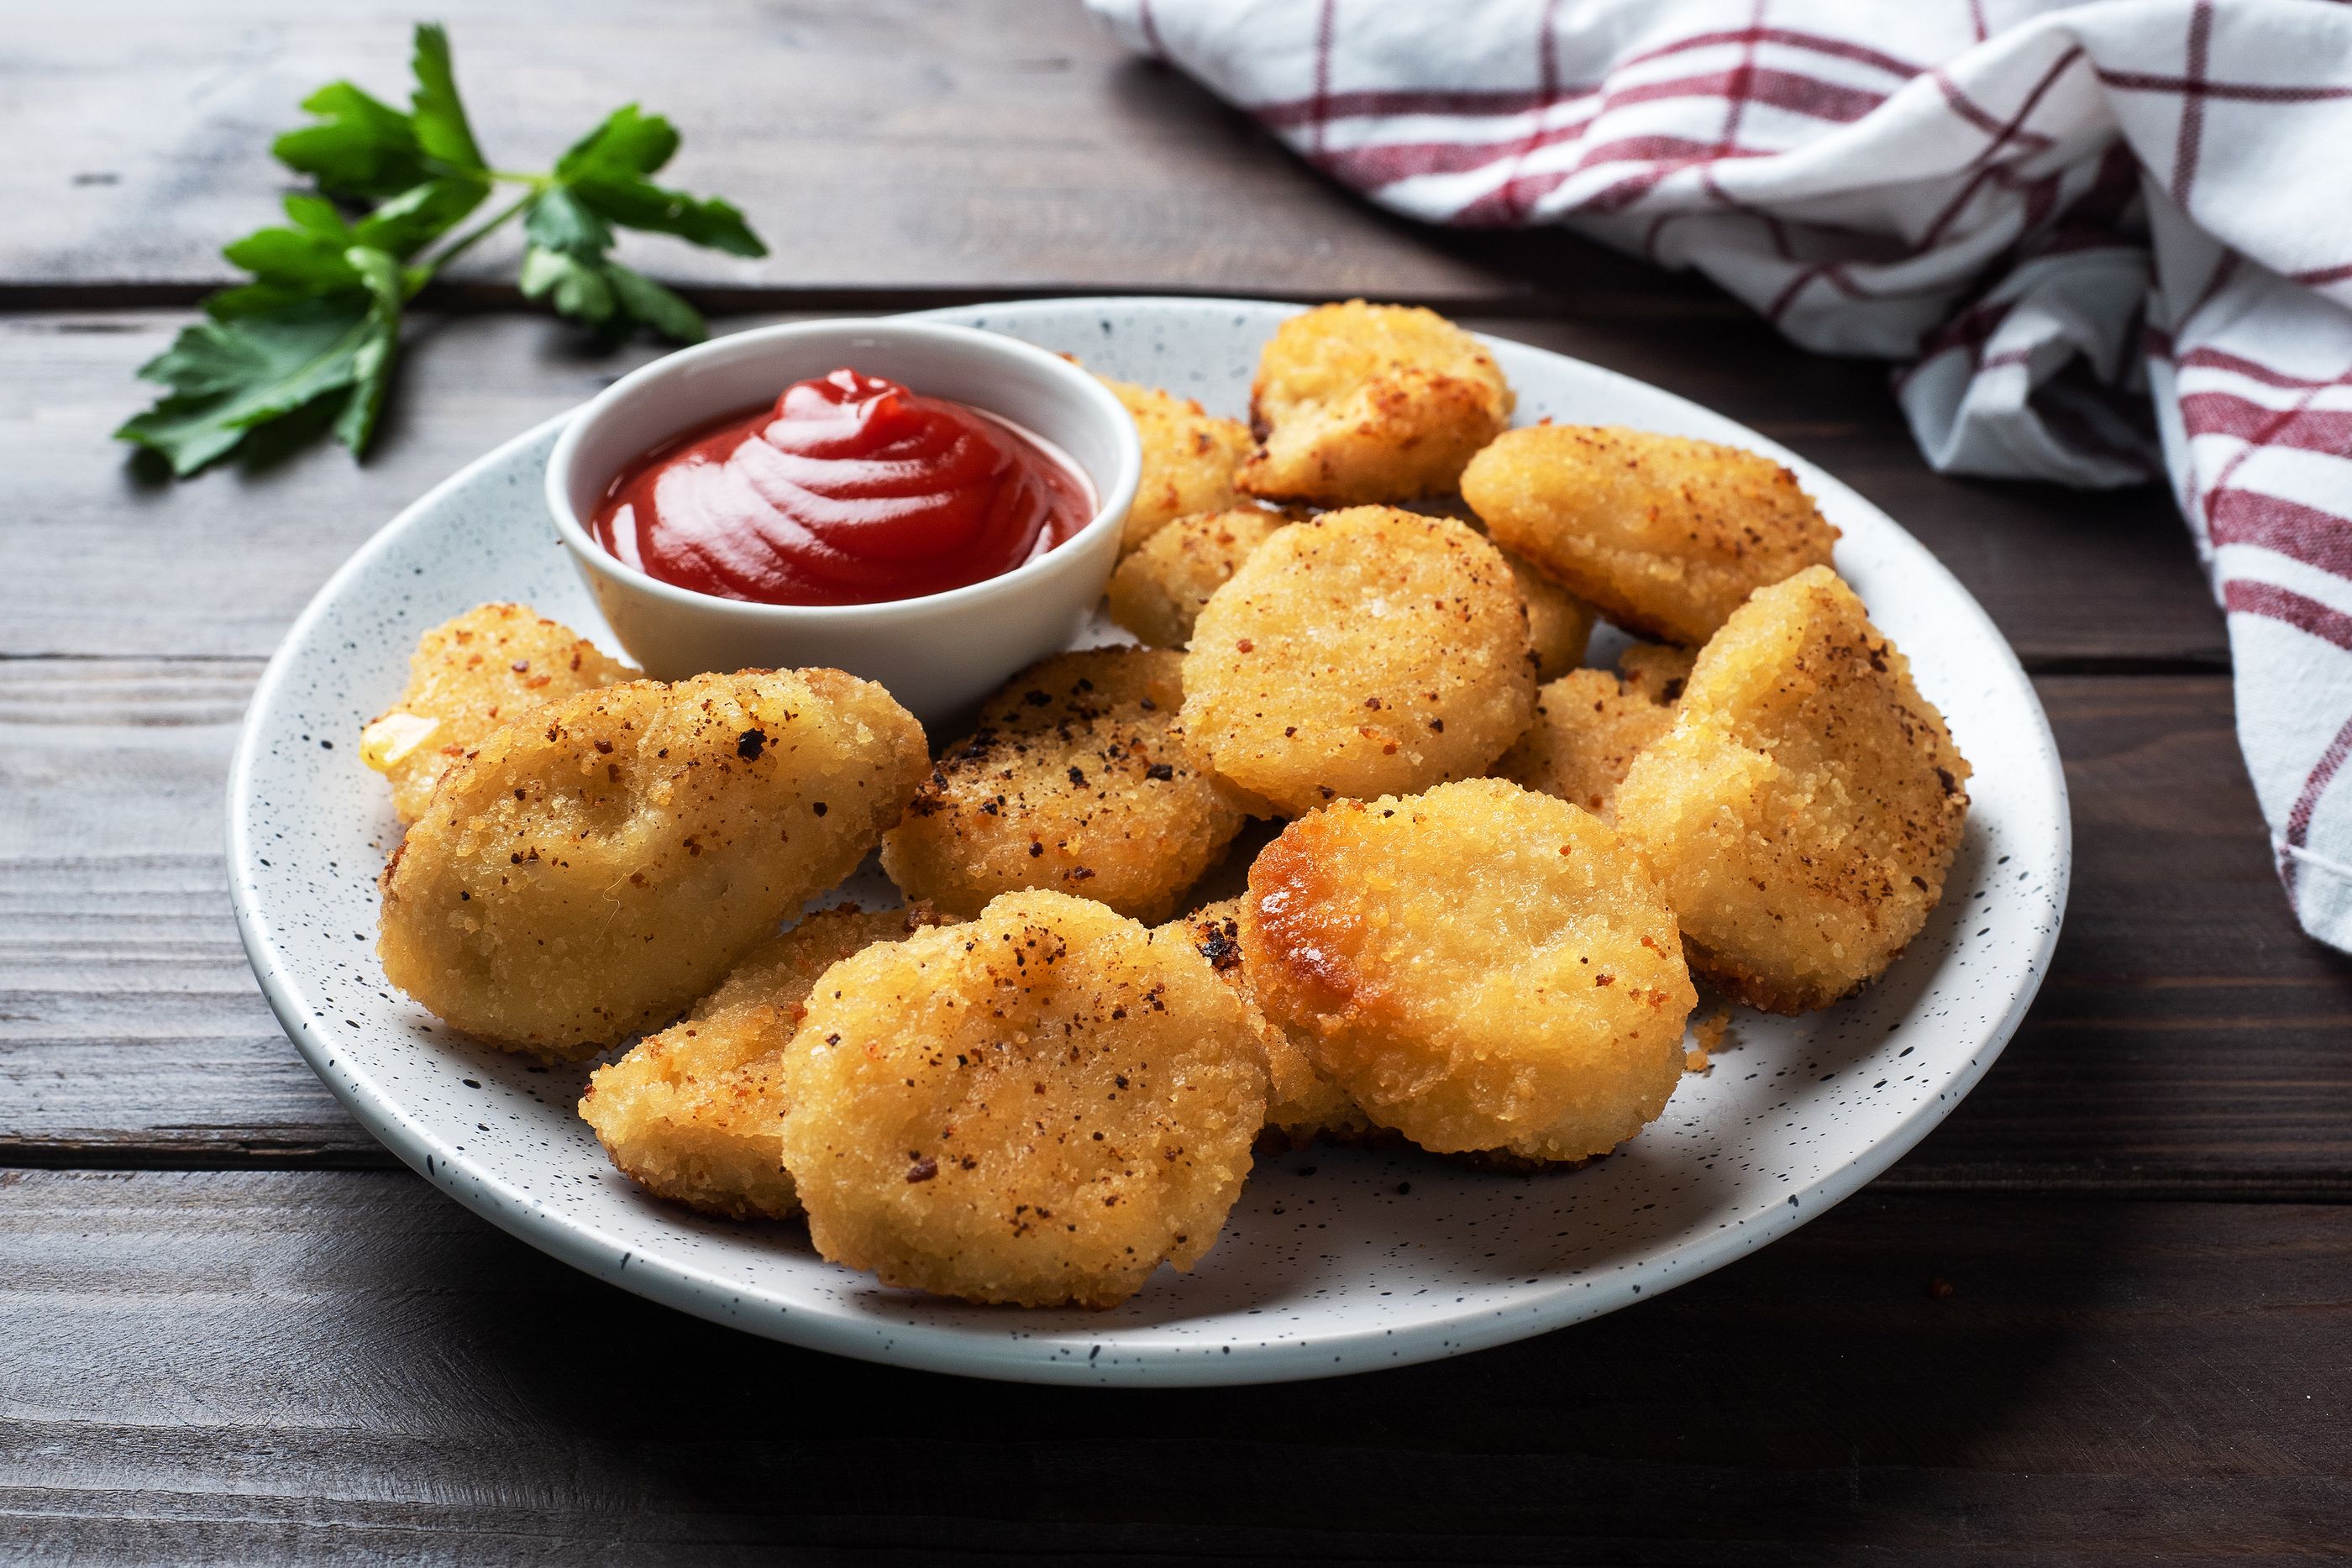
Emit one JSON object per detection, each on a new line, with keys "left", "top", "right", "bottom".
{"left": 378, "top": 669, "right": 927, "bottom": 1057}
{"left": 1614, "top": 567, "right": 1971, "bottom": 1013}
{"left": 1236, "top": 302, "right": 1514, "bottom": 504}
{"left": 881, "top": 648, "right": 1249, "bottom": 922}
{"left": 360, "top": 603, "right": 637, "bottom": 823}
{"left": 1180, "top": 507, "right": 1536, "bottom": 816}
{"left": 779, "top": 890, "right": 1267, "bottom": 1308}
{"left": 1462, "top": 424, "right": 1840, "bottom": 645}
{"left": 1103, "top": 378, "right": 1256, "bottom": 553}
{"left": 578, "top": 904, "right": 951, "bottom": 1220}
{"left": 1105, "top": 507, "right": 1288, "bottom": 648}
{"left": 1498, "top": 669, "right": 1677, "bottom": 819}
{"left": 1168, "top": 899, "right": 1373, "bottom": 1146}
{"left": 1243, "top": 779, "right": 1695, "bottom": 1162}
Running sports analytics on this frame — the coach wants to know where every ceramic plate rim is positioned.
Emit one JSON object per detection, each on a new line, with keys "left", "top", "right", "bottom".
{"left": 227, "top": 296, "right": 2071, "bottom": 1386}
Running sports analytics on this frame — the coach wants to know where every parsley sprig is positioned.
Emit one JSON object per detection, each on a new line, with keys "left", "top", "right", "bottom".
{"left": 118, "top": 24, "right": 765, "bottom": 476}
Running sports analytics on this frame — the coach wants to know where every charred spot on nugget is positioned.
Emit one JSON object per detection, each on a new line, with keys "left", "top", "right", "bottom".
{"left": 1179, "top": 506, "right": 1536, "bottom": 816}
{"left": 1100, "top": 377, "right": 1256, "bottom": 553}
{"left": 1243, "top": 779, "right": 1696, "bottom": 1163}
{"left": 1236, "top": 302, "right": 1514, "bottom": 505}
{"left": 1614, "top": 566, "right": 1971, "bottom": 1014}
{"left": 579, "top": 903, "right": 953, "bottom": 1221}
{"left": 880, "top": 648, "right": 1249, "bottom": 922}
{"left": 1462, "top": 424, "right": 1839, "bottom": 646}
{"left": 360, "top": 602, "right": 638, "bottom": 823}
{"left": 777, "top": 890, "right": 1267, "bottom": 1308}
{"left": 376, "top": 668, "right": 928, "bottom": 1057}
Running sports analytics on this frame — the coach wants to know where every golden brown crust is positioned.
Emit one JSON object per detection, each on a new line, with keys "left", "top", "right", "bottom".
{"left": 879, "top": 648, "right": 1249, "bottom": 923}
{"left": 778, "top": 890, "right": 1267, "bottom": 1308}
{"left": 377, "top": 668, "right": 928, "bottom": 1057}
{"left": 1102, "top": 378, "right": 1256, "bottom": 553}
{"left": 1179, "top": 506, "right": 1536, "bottom": 817}
{"left": 1104, "top": 507, "right": 1288, "bottom": 648}
{"left": 1462, "top": 424, "right": 1840, "bottom": 645}
{"left": 1242, "top": 779, "right": 1695, "bottom": 1163}
{"left": 577, "top": 903, "right": 952, "bottom": 1220}
{"left": 1614, "top": 567, "right": 1971, "bottom": 1013}
{"left": 1236, "top": 302, "right": 1514, "bottom": 504}
{"left": 361, "top": 603, "right": 638, "bottom": 823}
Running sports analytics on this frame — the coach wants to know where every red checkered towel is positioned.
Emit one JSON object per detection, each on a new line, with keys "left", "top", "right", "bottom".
{"left": 1089, "top": 0, "right": 2352, "bottom": 951}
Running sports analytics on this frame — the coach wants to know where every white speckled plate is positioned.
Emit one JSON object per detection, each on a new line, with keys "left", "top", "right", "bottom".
{"left": 228, "top": 297, "right": 2069, "bottom": 1386}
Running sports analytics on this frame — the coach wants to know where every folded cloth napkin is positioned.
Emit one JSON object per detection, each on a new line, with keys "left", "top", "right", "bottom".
{"left": 1088, "top": 0, "right": 2352, "bottom": 951}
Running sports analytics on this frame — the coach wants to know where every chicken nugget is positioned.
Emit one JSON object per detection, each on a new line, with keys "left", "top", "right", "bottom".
{"left": 1614, "top": 566, "right": 1971, "bottom": 1013}
{"left": 1104, "top": 507, "right": 1288, "bottom": 648}
{"left": 1616, "top": 641, "right": 1698, "bottom": 704}
{"left": 1462, "top": 424, "right": 1840, "bottom": 645}
{"left": 1501, "top": 548, "right": 1597, "bottom": 680}
{"left": 378, "top": 669, "right": 927, "bottom": 1057}
{"left": 1237, "top": 302, "right": 1514, "bottom": 504}
{"left": 360, "top": 603, "right": 638, "bottom": 823}
{"left": 779, "top": 890, "right": 1266, "bottom": 1308}
{"left": 880, "top": 649, "right": 1248, "bottom": 923}
{"left": 1180, "top": 507, "right": 1535, "bottom": 816}
{"left": 1497, "top": 669, "right": 1677, "bottom": 819}
{"left": 1168, "top": 899, "right": 1373, "bottom": 1146}
{"left": 578, "top": 903, "right": 951, "bottom": 1220}
{"left": 1103, "top": 378, "right": 1256, "bottom": 553}
{"left": 1243, "top": 779, "right": 1696, "bottom": 1162}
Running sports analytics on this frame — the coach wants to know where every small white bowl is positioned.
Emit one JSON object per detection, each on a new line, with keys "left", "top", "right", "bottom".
{"left": 544, "top": 319, "right": 1141, "bottom": 726}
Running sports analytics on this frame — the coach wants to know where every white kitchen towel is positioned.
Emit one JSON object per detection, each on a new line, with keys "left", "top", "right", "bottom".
{"left": 1089, "top": 0, "right": 2352, "bottom": 950}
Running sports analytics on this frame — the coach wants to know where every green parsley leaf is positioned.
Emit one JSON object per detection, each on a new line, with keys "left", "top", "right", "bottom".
{"left": 407, "top": 23, "right": 486, "bottom": 172}
{"left": 272, "top": 81, "right": 428, "bottom": 197}
{"left": 126, "top": 23, "right": 760, "bottom": 476}
{"left": 115, "top": 296, "right": 381, "bottom": 475}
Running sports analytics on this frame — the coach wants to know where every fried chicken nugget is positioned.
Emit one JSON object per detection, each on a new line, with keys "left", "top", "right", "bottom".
{"left": 1168, "top": 899, "right": 1373, "bottom": 1146}
{"left": 1243, "top": 779, "right": 1697, "bottom": 1162}
{"left": 1616, "top": 642, "right": 1698, "bottom": 703}
{"left": 779, "top": 890, "right": 1267, "bottom": 1308}
{"left": 880, "top": 649, "right": 1249, "bottom": 923}
{"left": 1237, "top": 302, "right": 1514, "bottom": 504}
{"left": 1104, "top": 507, "right": 1289, "bottom": 648}
{"left": 578, "top": 903, "right": 952, "bottom": 1221}
{"left": 378, "top": 669, "right": 927, "bottom": 1057}
{"left": 1180, "top": 507, "right": 1536, "bottom": 816}
{"left": 1462, "top": 424, "right": 1840, "bottom": 646}
{"left": 1103, "top": 378, "right": 1256, "bottom": 553}
{"left": 1501, "top": 548, "right": 1597, "bottom": 680}
{"left": 1497, "top": 668, "right": 1677, "bottom": 819}
{"left": 1614, "top": 567, "right": 1971, "bottom": 1014}
{"left": 360, "top": 603, "right": 638, "bottom": 823}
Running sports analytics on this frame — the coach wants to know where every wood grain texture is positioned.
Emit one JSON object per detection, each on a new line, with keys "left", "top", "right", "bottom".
{"left": 5, "top": 664, "right": 2346, "bottom": 1193}
{"left": 3, "top": 310, "right": 2221, "bottom": 665}
{"left": 3, "top": 1169, "right": 2345, "bottom": 1564}
{"left": 0, "top": 0, "right": 1683, "bottom": 307}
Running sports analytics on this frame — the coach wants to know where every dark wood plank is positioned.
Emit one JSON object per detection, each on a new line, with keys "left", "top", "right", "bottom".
{"left": 1, "top": 310, "right": 2220, "bottom": 666}
{"left": 0, "top": 0, "right": 1669, "bottom": 307}
{"left": 6, "top": 664, "right": 2347, "bottom": 1193}
{"left": 3, "top": 1169, "right": 2344, "bottom": 1563}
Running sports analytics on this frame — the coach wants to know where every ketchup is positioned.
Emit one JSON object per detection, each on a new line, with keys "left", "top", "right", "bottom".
{"left": 592, "top": 368, "right": 1094, "bottom": 606}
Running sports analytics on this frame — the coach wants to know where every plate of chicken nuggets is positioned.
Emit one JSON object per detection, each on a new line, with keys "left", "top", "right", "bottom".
{"left": 228, "top": 296, "right": 2068, "bottom": 1384}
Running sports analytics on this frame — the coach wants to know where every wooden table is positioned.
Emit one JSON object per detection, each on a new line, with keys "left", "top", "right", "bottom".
{"left": 5, "top": 5, "right": 2347, "bottom": 1561}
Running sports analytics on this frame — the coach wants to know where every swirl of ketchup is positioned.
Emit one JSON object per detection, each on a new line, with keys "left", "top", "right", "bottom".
{"left": 593, "top": 368, "right": 1094, "bottom": 606}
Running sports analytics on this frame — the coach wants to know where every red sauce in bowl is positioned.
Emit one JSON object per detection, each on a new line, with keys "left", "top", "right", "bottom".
{"left": 591, "top": 368, "right": 1094, "bottom": 606}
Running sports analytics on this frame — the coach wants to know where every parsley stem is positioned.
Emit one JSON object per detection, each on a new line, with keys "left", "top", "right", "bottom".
{"left": 414, "top": 188, "right": 536, "bottom": 281}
